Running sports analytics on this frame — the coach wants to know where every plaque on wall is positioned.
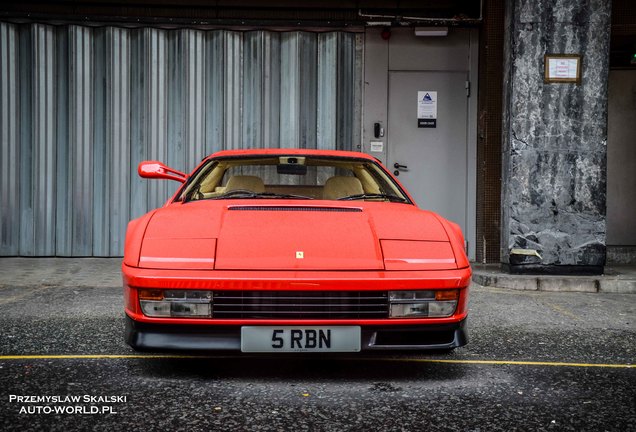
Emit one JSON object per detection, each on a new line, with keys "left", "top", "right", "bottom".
{"left": 544, "top": 54, "right": 582, "bottom": 84}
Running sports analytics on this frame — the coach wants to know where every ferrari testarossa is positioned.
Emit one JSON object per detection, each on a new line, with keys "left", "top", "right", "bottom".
{"left": 123, "top": 149, "right": 471, "bottom": 353}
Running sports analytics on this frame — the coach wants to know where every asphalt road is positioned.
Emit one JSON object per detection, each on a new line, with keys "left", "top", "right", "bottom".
{"left": 0, "top": 283, "right": 634, "bottom": 431}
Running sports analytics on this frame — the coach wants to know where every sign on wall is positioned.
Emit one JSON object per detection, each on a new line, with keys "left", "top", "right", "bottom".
{"left": 417, "top": 91, "right": 437, "bottom": 128}
{"left": 544, "top": 54, "right": 582, "bottom": 84}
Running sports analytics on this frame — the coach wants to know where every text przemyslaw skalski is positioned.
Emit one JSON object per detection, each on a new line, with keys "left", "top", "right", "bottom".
{"left": 9, "top": 395, "right": 127, "bottom": 404}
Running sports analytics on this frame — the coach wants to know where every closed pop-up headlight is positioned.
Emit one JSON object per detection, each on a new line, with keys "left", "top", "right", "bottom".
{"left": 388, "top": 290, "right": 458, "bottom": 318}
{"left": 139, "top": 289, "right": 213, "bottom": 318}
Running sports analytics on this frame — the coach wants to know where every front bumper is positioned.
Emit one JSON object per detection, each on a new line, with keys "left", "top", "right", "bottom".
{"left": 125, "top": 315, "right": 468, "bottom": 352}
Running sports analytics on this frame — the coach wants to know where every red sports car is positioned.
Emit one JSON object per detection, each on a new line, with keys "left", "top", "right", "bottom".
{"left": 123, "top": 149, "right": 471, "bottom": 353}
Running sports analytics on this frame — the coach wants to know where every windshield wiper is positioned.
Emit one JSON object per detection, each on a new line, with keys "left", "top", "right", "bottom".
{"left": 337, "top": 193, "right": 407, "bottom": 203}
{"left": 209, "top": 190, "right": 314, "bottom": 200}
{"left": 209, "top": 190, "right": 260, "bottom": 199}
{"left": 254, "top": 192, "right": 315, "bottom": 200}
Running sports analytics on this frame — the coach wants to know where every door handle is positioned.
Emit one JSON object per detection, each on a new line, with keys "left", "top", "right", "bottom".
{"left": 393, "top": 163, "right": 408, "bottom": 176}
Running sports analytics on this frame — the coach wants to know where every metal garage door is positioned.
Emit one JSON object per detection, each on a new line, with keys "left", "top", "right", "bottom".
{"left": 0, "top": 23, "right": 362, "bottom": 256}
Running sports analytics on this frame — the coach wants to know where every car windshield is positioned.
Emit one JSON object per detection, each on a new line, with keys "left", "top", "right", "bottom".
{"left": 179, "top": 155, "right": 411, "bottom": 203}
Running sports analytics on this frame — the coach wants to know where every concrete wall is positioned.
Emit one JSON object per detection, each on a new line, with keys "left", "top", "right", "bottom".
{"left": 501, "top": 0, "right": 612, "bottom": 273}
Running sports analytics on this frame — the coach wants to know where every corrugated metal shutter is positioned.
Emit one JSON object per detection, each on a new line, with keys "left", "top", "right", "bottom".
{"left": 0, "top": 23, "right": 363, "bottom": 256}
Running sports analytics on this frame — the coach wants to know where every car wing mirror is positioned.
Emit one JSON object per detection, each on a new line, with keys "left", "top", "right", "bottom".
{"left": 138, "top": 161, "right": 187, "bottom": 183}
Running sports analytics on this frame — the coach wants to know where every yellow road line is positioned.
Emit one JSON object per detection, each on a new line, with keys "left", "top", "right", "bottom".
{"left": 540, "top": 301, "right": 581, "bottom": 321}
{"left": 0, "top": 354, "right": 210, "bottom": 360}
{"left": 0, "top": 286, "right": 49, "bottom": 306}
{"left": 363, "top": 358, "right": 633, "bottom": 369}
{"left": 0, "top": 354, "right": 632, "bottom": 368}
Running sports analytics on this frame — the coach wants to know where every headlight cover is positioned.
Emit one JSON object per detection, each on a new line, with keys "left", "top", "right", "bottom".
{"left": 381, "top": 240, "right": 457, "bottom": 270}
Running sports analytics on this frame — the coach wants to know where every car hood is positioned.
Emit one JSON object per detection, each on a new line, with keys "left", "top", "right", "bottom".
{"left": 139, "top": 201, "right": 452, "bottom": 270}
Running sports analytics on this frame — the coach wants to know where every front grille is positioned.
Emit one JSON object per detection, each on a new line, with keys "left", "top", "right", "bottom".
{"left": 212, "top": 290, "right": 389, "bottom": 319}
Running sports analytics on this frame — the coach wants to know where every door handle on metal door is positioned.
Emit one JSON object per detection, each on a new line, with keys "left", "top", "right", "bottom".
{"left": 393, "top": 163, "right": 408, "bottom": 176}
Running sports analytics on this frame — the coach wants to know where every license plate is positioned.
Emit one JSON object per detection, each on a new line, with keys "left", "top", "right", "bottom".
{"left": 241, "top": 326, "right": 361, "bottom": 353}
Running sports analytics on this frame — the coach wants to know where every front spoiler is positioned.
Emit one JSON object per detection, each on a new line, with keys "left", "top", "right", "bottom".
{"left": 125, "top": 316, "right": 468, "bottom": 352}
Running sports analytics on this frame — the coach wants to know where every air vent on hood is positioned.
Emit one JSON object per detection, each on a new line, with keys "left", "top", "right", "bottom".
{"left": 228, "top": 206, "right": 362, "bottom": 212}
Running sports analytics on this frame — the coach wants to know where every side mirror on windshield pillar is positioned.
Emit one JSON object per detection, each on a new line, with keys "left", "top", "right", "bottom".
{"left": 138, "top": 161, "right": 187, "bottom": 183}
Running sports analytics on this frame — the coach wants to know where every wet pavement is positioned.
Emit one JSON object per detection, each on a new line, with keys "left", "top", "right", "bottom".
{"left": 0, "top": 259, "right": 634, "bottom": 431}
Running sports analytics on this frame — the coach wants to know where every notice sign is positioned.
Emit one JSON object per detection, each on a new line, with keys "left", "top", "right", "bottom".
{"left": 544, "top": 54, "right": 582, "bottom": 84}
{"left": 552, "top": 59, "right": 577, "bottom": 78}
{"left": 369, "top": 140, "right": 384, "bottom": 153}
{"left": 417, "top": 91, "right": 437, "bottom": 128}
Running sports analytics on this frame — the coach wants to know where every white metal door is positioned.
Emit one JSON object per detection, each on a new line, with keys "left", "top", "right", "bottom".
{"left": 388, "top": 71, "right": 470, "bottom": 244}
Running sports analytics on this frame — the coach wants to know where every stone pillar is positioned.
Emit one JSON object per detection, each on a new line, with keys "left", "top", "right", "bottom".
{"left": 501, "top": 0, "right": 612, "bottom": 274}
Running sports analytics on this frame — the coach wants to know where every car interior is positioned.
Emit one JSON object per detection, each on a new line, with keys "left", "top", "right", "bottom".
{"left": 180, "top": 156, "right": 408, "bottom": 202}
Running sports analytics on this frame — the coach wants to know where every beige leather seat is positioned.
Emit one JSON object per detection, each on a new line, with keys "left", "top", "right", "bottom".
{"left": 323, "top": 176, "right": 364, "bottom": 200}
{"left": 225, "top": 175, "right": 265, "bottom": 193}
